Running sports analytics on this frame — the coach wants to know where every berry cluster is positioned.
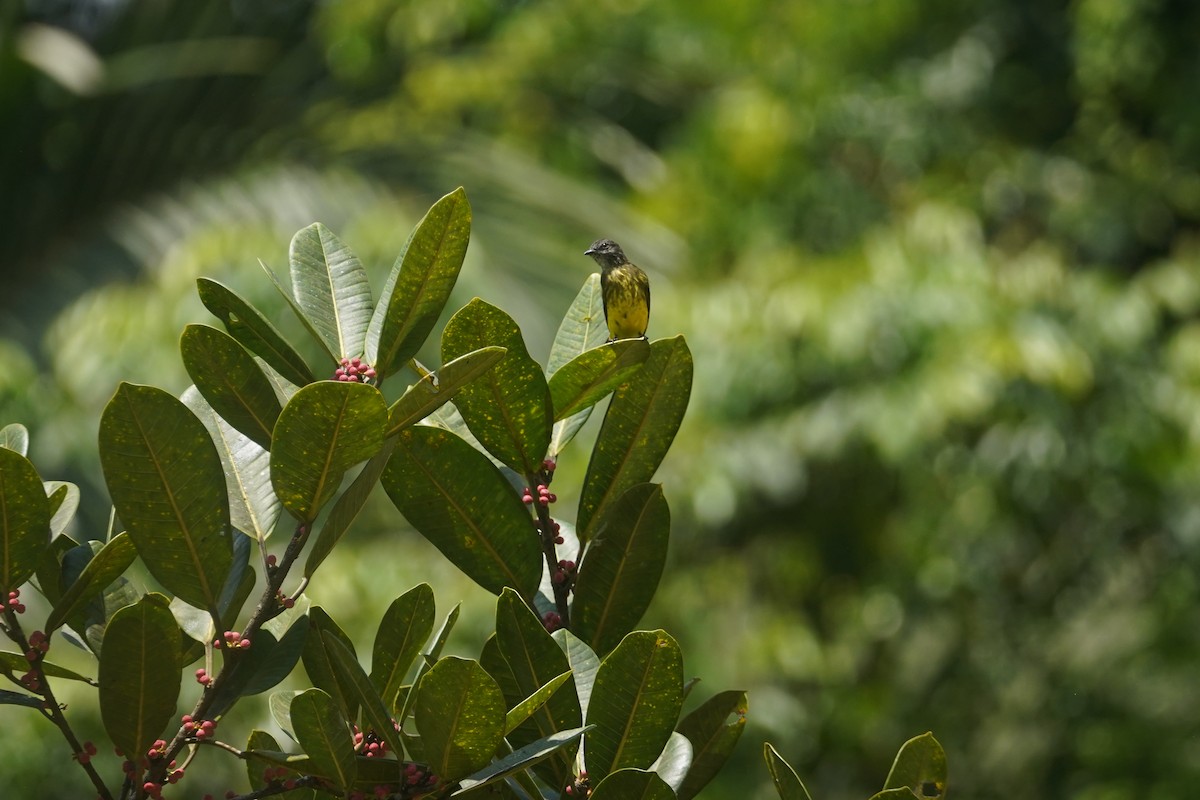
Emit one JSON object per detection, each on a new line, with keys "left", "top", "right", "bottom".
{"left": 333, "top": 356, "right": 377, "bottom": 383}
{"left": 521, "top": 483, "right": 557, "bottom": 506}
{"left": 275, "top": 589, "right": 295, "bottom": 610}
{"left": 342, "top": 762, "right": 439, "bottom": 799}
{"left": 25, "top": 629, "right": 49, "bottom": 662}
{"left": 353, "top": 724, "right": 398, "bottom": 759}
{"left": 552, "top": 559, "right": 577, "bottom": 587}
{"left": 120, "top": 742, "right": 184, "bottom": 798}
{"left": 181, "top": 714, "right": 217, "bottom": 740}
{"left": 73, "top": 741, "right": 97, "bottom": 765}
{"left": 6, "top": 589, "right": 26, "bottom": 614}
{"left": 214, "top": 630, "right": 250, "bottom": 650}
{"left": 261, "top": 765, "right": 300, "bottom": 791}
{"left": 194, "top": 668, "right": 213, "bottom": 687}
{"left": 541, "top": 610, "right": 562, "bottom": 632}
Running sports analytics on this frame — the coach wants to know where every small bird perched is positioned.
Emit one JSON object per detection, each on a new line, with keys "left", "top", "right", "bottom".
{"left": 584, "top": 238, "right": 651, "bottom": 341}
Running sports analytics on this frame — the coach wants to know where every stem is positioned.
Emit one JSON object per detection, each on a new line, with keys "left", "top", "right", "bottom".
{"left": 1, "top": 608, "right": 115, "bottom": 800}
{"left": 527, "top": 470, "right": 571, "bottom": 628}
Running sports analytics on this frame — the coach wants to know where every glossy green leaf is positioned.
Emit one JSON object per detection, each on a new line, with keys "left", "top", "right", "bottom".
{"left": 585, "top": 630, "right": 684, "bottom": 781}
{"left": 442, "top": 299, "right": 553, "bottom": 475}
{"left": 323, "top": 632, "right": 407, "bottom": 761}
{"left": 0, "top": 689, "right": 43, "bottom": 709}
{"left": 197, "top": 277, "right": 315, "bottom": 387}
{"left": 290, "top": 223, "right": 374, "bottom": 360}
{"left": 398, "top": 602, "right": 460, "bottom": 724}
{"left": 577, "top": 336, "right": 692, "bottom": 542}
{"left": 33, "top": 533, "right": 76, "bottom": 607}
{"left": 182, "top": 387, "right": 281, "bottom": 544}
{"left": 573, "top": 484, "right": 670, "bottom": 655}
{"left": 0, "top": 447, "right": 50, "bottom": 593}
{"left": 504, "top": 671, "right": 573, "bottom": 735}
{"left": 549, "top": 339, "right": 650, "bottom": 421}
{"left": 304, "top": 437, "right": 395, "bottom": 578}
{"left": 0, "top": 651, "right": 94, "bottom": 684}
{"left": 496, "top": 590, "right": 581, "bottom": 745}
{"left": 370, "top": 584, "right": 437, "bottom": 712}
{"left": 98, "top": 593, "right": 180, "bottom": 760}
{"left": 452, "top": 726, "right": 591, "bottom": 796}
{"left": 650, "top": 731, "right": 693, "bottom": 793}
{"left": 269, "top": 691, "right": 301, "bottom": 741}
{"left": 882, "top": 732, "right": 947, "bottom": 800}
{"left": 387, "top": 346, "right": 507, "bottom": 435}
{"left": 44, "top": 481, "right": 80, "bottom": 540}
{"left": 247, "top": 730, "right": 316, "bottom": 800}
{"left": 548, "top": 274, "right": 608, "bottom": 377}
{"left": 367, "top": 187, "right": 472, "bottom": 380}
{"left": 553, "top": 629, "right": 601, "bottom": 722}
{"left": 271, "top": 381, "right": 388, "bottom": 523}
{"left": 45, "top": 533, "right": 136, "bottom": 632}
{"left": 589, "top": 768, "right": 676, "bottom": 800}
{"left": 764, "top": 743, "right": 814, "bottom": 800}
{"left": 301, "top": 606, "right": 359, "bottom": 723}
{"left": 675, "top": 690, "right": 748, "bottom": 800}
{"left": 382, "top": 426, "right": 540, "bottom": 598}
{"left": 414, "top": 656, "right": 507, "bottom": 783}
{"left": 181, "top": 324, "right": 283, "bottom": 450}
{"left": 98, "top": 382, "right": 231, "bottom": 612}
{"left": 291, "top": 688, "right": 357, "bottom": 792}
{"left": 0, "top": 423, "right": 29, "bottom": 456}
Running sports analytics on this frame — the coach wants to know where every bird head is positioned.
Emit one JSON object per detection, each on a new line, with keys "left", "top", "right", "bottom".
{"left": 584, "top": 238, "right": 627, "bottom": 269}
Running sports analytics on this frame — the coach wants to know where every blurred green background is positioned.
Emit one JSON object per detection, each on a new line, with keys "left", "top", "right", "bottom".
{"left": 3, "top": 0, "right": 1200, "bottom": 797}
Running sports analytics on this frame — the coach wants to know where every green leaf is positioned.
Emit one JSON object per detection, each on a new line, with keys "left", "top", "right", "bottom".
{"left": 882, "top": 732, "right": 947, "bottom": 800}
{"left": 302, "top": 607, "right": 359, "bottom": 723}
{"left": 0, "top": 447, "right": 50, "bottom": 593}
{"left": 45, "top": 533, "right": 136, "bottom": 632}
{"left": 504, "top": 671, "right": 573, "bottom": 735}
{"left": 44, "top": 481, "right": 80, "bottom": 540}
{"left": 764, "top": 743, "right": 814, "bottom": 800}
{"left": 271, "top": 381, "right": 388, "bottom": 523}
{"left": 182, "top": 387, "right": 281, "bottom": 544}
{"left": 650, "top": 731, "right": 693, "bottom": 794}
{"left": 247, "top": 730, "right": 316, "bottom": 800}
{"left": 197, "top": 277, "right": 315, "bottom": 387}
{"left": 367, "top": 187, "right": 472, "bottom": 380}
{"left": 0, "top": 423, "right": 29, "bottom": 456}
{"left": 674, "top": 690, "right": 748, "bottom": 800}
{"left": 548, "top": 274, "right": 608, "bottom": 377}
{"left": 585, "top": 630, "right": 684, "bottom": 781}
{"left": 442, "top": 299, "right": 553, "bottom": 475}
{"left": 304, "top": 437, "right": 395, "bottom": 578}
{"left": 290, "top": 688, "right": 357, "bottom": 792}
{"left": 573, "top": 484, "right": 671, "bottom": 655}
{"left": 290, "top": 223, "right": 374, "bottom": 361}
{"left": 323, "top": 633, "right": 407, "bottom": 761}
{"left": 98, "top": 383, "right": 231, "bottom": 612}
{"left": 0, "top": 689, "right": 44, "bottom": 709}
{"left": 589, "top": 768, "right": 676, "bottom": 800}
{"left": 370, "top": 584, "right": 437, "bottom": 712}
{"left": 414, "top": 656, "right": 507, "bottom": 783}
{"left": 387, "top": 346, "right": 508, "bottom": 435}
{"left": 0, "top": 651, "right": 94, "bottom": 684}
{"left": 34, "top": 533, "right": 76, "bottom": 607}
{"left": 98, "top": 593, "right": 180, "bottom": 760}
{"left": 398, "top": 602, "right": 461, "bottom": 725}
{"left": 577, "top": 336, "right": 692, "bottom": 543}
{"left": 869, "top": 791, "right": 921, "bottom": 800}
{"left": 180, "top": 324, "right": 283, "bottom": 450}
{"left": 553, "top": 629, "right": 601, "bottom": 722}
{"left": 549, "top": 339, "right": 650, "bottom": 421}
{"left": 382, "top": 426, "right": 540, "bottom": 598}
{"left": 452, "top": 726, "right": 592, "bottom": 796}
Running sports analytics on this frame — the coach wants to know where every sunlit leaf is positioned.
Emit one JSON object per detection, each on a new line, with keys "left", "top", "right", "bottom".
{"left": 386, "top": 347, "right": 507, "bottom": 435}
{"left": 882, "top": 732, "right": 947, "bottom": 800}
{"left": 181, "top": 324, "right": 283, "bottom": 450}
{"left": 0, "top": 447, "right": 49, "bottom": 593}
{"left": 675, "top": 690, "right": 747, "bottom": 800}
{"left": 452, "top": 726, "right": 591, "bottom": 796}
{"left": 197, "top": 277, "right": 314, "bottom": 387}
{"left": 0, "top": 423, "right": 29, "bottom": 456}
{"left": 304, "top": 438, "right": 396, "bottom": 578}
{"left": 370, "top": 584, "right": 437, "bottom": 712}
{"left": 414, "top": 656, "right": 506, "bottom": 783}
{"left": 290, "top": 223, "right": 374, "bottom": 360}
{"left": 764, "top": 743, "right": 813, "bottom": 800}
{"left": 548, "top": 339, "right": 650, "bottom": 421}
{"left": 291, "top": 688, "right": 357, "bottom": 792}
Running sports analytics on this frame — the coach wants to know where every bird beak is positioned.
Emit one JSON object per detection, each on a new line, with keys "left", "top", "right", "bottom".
{"left": 584, "top": 247, "right": 595, "bottom": 256}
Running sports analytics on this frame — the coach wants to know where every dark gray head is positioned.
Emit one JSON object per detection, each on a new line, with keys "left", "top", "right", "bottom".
{"left": 584, "top": 238, "right": 627, "bottom": 270}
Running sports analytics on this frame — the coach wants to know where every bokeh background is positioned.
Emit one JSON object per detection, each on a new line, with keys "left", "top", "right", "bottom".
{"left": 3, "top": 0, "right": 1200, "bottom": 797}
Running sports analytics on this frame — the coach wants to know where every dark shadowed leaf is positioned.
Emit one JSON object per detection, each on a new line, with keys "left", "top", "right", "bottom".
{"left": 302, "top": 606, "right": 359, "bottom": 723}
{"left": 98, "top": 383, "right": 231, "bottom": 613}
{"left": 291, "top": 688, "right": 357, "bottom": 792}
{"left": 324, "top": 633, "right": 407, "bottom": 761}
{"left": 98, "top": 593, "right": 180, "bottom": 760}
{"left": 212, "top": 618, "right": 308, "bottom": 716}
{"left": 577, "top": 336, "right": 691, "bottom": 543}
{"left": 367, "top": 187, "right": 472, "bottom": 380}
{"left": 382, "top": 426, "right": 540, "bottom": 598}
{"left": 585, "top": 630, "right": 684, "bottom": 781}
{"left": 181, "top": 324, "right": 282, "bottom": 449}
{"left": 247, "top": 729, "right": 316, "bottom": 800}
{"left": 675, "top": 690, "right": 747, "bottom": 800}
{"left": 572, "top": 484, "right": 670, "bottom": 656}
{"left": 398, "top": 602, "right": 460, "bottom": 724}
{"left": 371, "top": 584, "right": 437, "bottom": 712}
{"left": 386, "top": 346, "right": 507, "bottom": 435}
{"left": 305, "top": 437, "right": 395, "bottom": 578}
{"left": 289, "top": 223, "right": 374, "bottom": 360}
{"left": 0, "top": 447, "right": 50, "bottom": 593}
{"left": 0, "top": 689, "right": 44, "bottom": 709}
{"left": 197, "top": 277, "right": 314, "bottom": 387}
{"left": 452, "top": 726, "right": 591, "bottom": 796}
{"left": 414, "top": 656, "right": 506, "bottom": 783}
{"left": 45, "top": 533, "right": 136, "bottom": 633}
{"left": 271, "top": 381, "right": 388, "bottom": 523}
{"left": 0, "top": 651, "right": 94, "bottom": 684}
{"left": 442, "top": 299, "right": 553, "bottom": 475}
{"left": 589, "top": 768, "right": 676, "bottom": 800}
{"left": 764, "top": 743, "right": 814, "bottom": 800}
{"left": 882, "top": 732, "right": 947, "bottom": 800}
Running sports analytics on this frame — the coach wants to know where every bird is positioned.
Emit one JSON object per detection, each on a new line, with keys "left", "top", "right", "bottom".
{"left": 584, "top": 238, "right": 651, "bottom": 342}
